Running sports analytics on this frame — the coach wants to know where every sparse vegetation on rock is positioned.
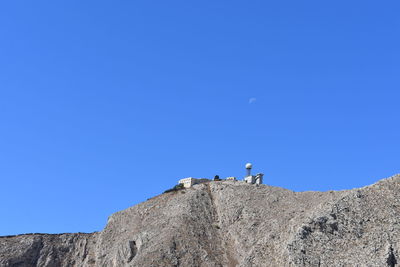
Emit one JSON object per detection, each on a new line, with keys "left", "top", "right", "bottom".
{"left": 163, "top": 183, "right": 184, "bottom": 193}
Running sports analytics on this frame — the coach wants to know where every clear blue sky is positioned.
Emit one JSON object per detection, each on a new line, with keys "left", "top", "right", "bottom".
{"left": 0, "top": 1, "right": 399, "bottom": 235}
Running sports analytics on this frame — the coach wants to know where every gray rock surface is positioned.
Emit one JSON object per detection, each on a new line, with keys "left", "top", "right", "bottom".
{"left": 2, "top": 174, "right": 400, "bottom": 266}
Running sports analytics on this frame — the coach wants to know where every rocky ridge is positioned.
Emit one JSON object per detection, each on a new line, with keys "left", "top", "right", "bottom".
{"left": 1, "top": 174, "right": 400, "bottom": 266}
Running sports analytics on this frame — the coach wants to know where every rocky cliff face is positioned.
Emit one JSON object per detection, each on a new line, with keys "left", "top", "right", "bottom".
{"left": 2, "top": 175, "right": 400, "bottom": 267}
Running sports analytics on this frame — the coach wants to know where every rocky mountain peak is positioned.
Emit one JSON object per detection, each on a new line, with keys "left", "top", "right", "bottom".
{"left": 1, "top": 175, "right": 400, "bottom": 266}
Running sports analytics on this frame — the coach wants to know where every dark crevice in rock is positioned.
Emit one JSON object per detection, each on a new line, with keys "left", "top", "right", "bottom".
{"left": 82, "top": 239, "right": 89, "bottom": 262}
{"left": 127, "top": 240, "right": 137, "bottom": 263}
{"left": 387, "top": 246, "right": 397, "bottom": 267}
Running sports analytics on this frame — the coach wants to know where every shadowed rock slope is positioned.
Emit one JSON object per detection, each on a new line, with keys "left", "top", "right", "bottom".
{"left": 1, "top": 174, "right": 400, "bottom": 266}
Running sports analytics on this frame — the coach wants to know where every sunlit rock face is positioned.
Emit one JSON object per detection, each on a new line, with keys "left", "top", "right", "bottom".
{"left": 1, "top": 175, "right": 400, "bottom": 266}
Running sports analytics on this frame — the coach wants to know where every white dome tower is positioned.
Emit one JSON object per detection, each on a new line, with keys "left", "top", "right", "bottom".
{"left": 245, "top": 163, "right": 253, "bottom": 177}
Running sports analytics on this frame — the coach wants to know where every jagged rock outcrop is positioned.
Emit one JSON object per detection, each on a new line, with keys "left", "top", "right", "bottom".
{"left": 0, "top": 233, "right": 96, "bottom": 266}
{"left": 1, "top": 174, "right": 400, "bottom": 266}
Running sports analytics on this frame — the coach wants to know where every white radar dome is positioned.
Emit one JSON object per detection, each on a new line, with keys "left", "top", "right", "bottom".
{"left": 245, "top": 163, "right": 253, "bottom": 169}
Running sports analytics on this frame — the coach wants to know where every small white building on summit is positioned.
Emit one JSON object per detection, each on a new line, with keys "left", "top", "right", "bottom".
{"left": 178, "top": 163, "right": 264, "bottom": 188}
{"left": 178, "top": 177, "right": 210, "bottom": 188}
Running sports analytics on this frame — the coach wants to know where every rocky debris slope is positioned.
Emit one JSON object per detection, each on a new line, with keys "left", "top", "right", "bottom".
{"left": 1, "top": 174, "right": 400, "bottom": 266}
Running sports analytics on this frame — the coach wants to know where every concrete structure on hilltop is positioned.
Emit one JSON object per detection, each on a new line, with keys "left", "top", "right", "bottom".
{"left": 179, "top": 177, "right": 209, "bottom": 188}
{"left": 244, "top": 173, "right": 264, "bottom": 184}
{"left": 178, "top": 163, "right": 263, "bottom": 188}
{"left": 244, "top": 163, "right": 264, "bottom": 184}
